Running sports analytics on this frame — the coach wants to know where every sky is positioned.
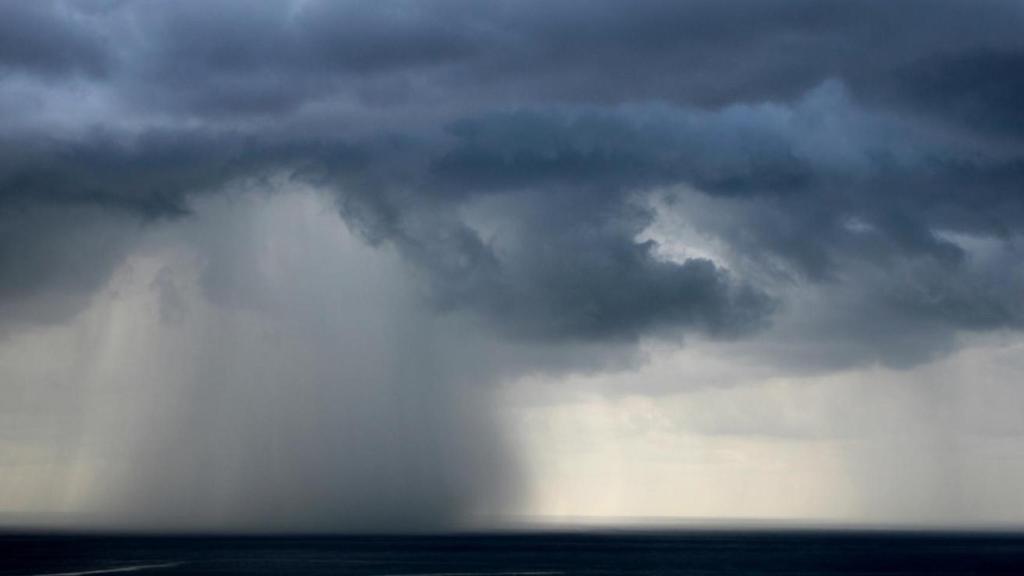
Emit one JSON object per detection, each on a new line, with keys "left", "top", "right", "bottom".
{"left": 2, "top": 0, "right": 1024, "bottom": 532}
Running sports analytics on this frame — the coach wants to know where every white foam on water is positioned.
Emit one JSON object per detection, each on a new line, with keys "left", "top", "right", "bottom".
{"left": 31, "top": 562, "right": 182, "bottom": 576}
{"left": 375, "top": 572, "right": 564, "bottom": 576}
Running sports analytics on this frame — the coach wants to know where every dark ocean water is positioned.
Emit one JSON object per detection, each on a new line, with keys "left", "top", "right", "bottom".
{"left": 2, "top": 532, "right": 1024, "bottom": 576}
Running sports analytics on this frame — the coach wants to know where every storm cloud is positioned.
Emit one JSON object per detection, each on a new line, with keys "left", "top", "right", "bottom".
{"left": 4, "top": 0, "right": 1024, "bottom": 355}
{"left": 3, "top": 0, "right": 1024, "bottom": 530}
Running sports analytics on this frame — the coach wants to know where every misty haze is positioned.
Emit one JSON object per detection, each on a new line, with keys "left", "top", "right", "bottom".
{"left": 3, "top": 1, "right": 1024, "bottom": 574}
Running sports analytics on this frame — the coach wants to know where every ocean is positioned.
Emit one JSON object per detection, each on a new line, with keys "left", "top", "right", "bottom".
{"left": 2, "top": 532, "right": 1024, "bottom": 575}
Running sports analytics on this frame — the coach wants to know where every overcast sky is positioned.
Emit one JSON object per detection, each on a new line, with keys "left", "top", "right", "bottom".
{"left": 2, "top": 0, "right": 1024, "bottom": 532}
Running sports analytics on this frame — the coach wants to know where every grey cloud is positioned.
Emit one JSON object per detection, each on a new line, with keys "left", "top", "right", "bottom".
{"left": 11, "top": 1, "right": 1021, "bottom": 118}
{"left": 872, "top": 49, "right": 1024, "bottom": 144}
{"left": 94, "top": 1, "right": 1024, "bottom": 118}
{"left": 0, "top": 204, "right": 138, "bottom": 334}
{"left": 6, "top": 0, "right": 1024, "bottom": 534}
{"left": 0, "top": 1, "right": 109, "bottom": 76}
{"left": 3, "top": 0, "right": 1024, "bottom": 359}
{"left": 0, "top": 110, "right": 776, "bottom": 341}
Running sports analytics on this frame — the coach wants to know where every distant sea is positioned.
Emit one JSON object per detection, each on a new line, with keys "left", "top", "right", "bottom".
{"left": 3, "top": 531, "right": 1024, "bottom": 575}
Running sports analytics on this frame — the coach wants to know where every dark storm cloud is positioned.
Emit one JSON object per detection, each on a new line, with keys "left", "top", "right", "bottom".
{"left": 890, "top": 49, "right": 1024, "bottom": 142}
{"left": 0, "top": 204, "right": 137, "bottom": 335}
{"left": 3, "top": 0, "right": 1024, "bottom": 363}
{"left": 14, "top": 1, "right": 1021, "bottom": 115}
{"left": 0, "top": 119, "right": 776, "bottom": 342}
{"left": 0, "top": 1, "right": 109, "bottom": 76}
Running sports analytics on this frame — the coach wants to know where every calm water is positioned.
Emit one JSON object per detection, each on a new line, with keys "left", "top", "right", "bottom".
{"left": 3, "top": 532, "right": 1024, "bottom": 575}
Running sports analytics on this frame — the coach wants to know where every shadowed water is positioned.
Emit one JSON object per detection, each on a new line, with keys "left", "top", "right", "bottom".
{"left": 3, "top": 532, "right": 1024, "bottom": 575}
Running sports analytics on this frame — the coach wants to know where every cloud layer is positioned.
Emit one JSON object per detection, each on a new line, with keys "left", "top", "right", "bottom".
{"left": 4, "top": 1, "right": 1024, "bottom": 363}
{"left": 3, "top": 0, "right": 1024, "bottom": 530}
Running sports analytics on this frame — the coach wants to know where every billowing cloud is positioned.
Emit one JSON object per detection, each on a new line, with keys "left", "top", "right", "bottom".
{"left": 3, "top": 0, "right": 1024, "bottom": 531}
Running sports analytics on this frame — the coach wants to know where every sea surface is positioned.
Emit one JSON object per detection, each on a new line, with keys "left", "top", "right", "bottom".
{"left": 2, "top": 532, "right": 1024, "bottom": 575}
